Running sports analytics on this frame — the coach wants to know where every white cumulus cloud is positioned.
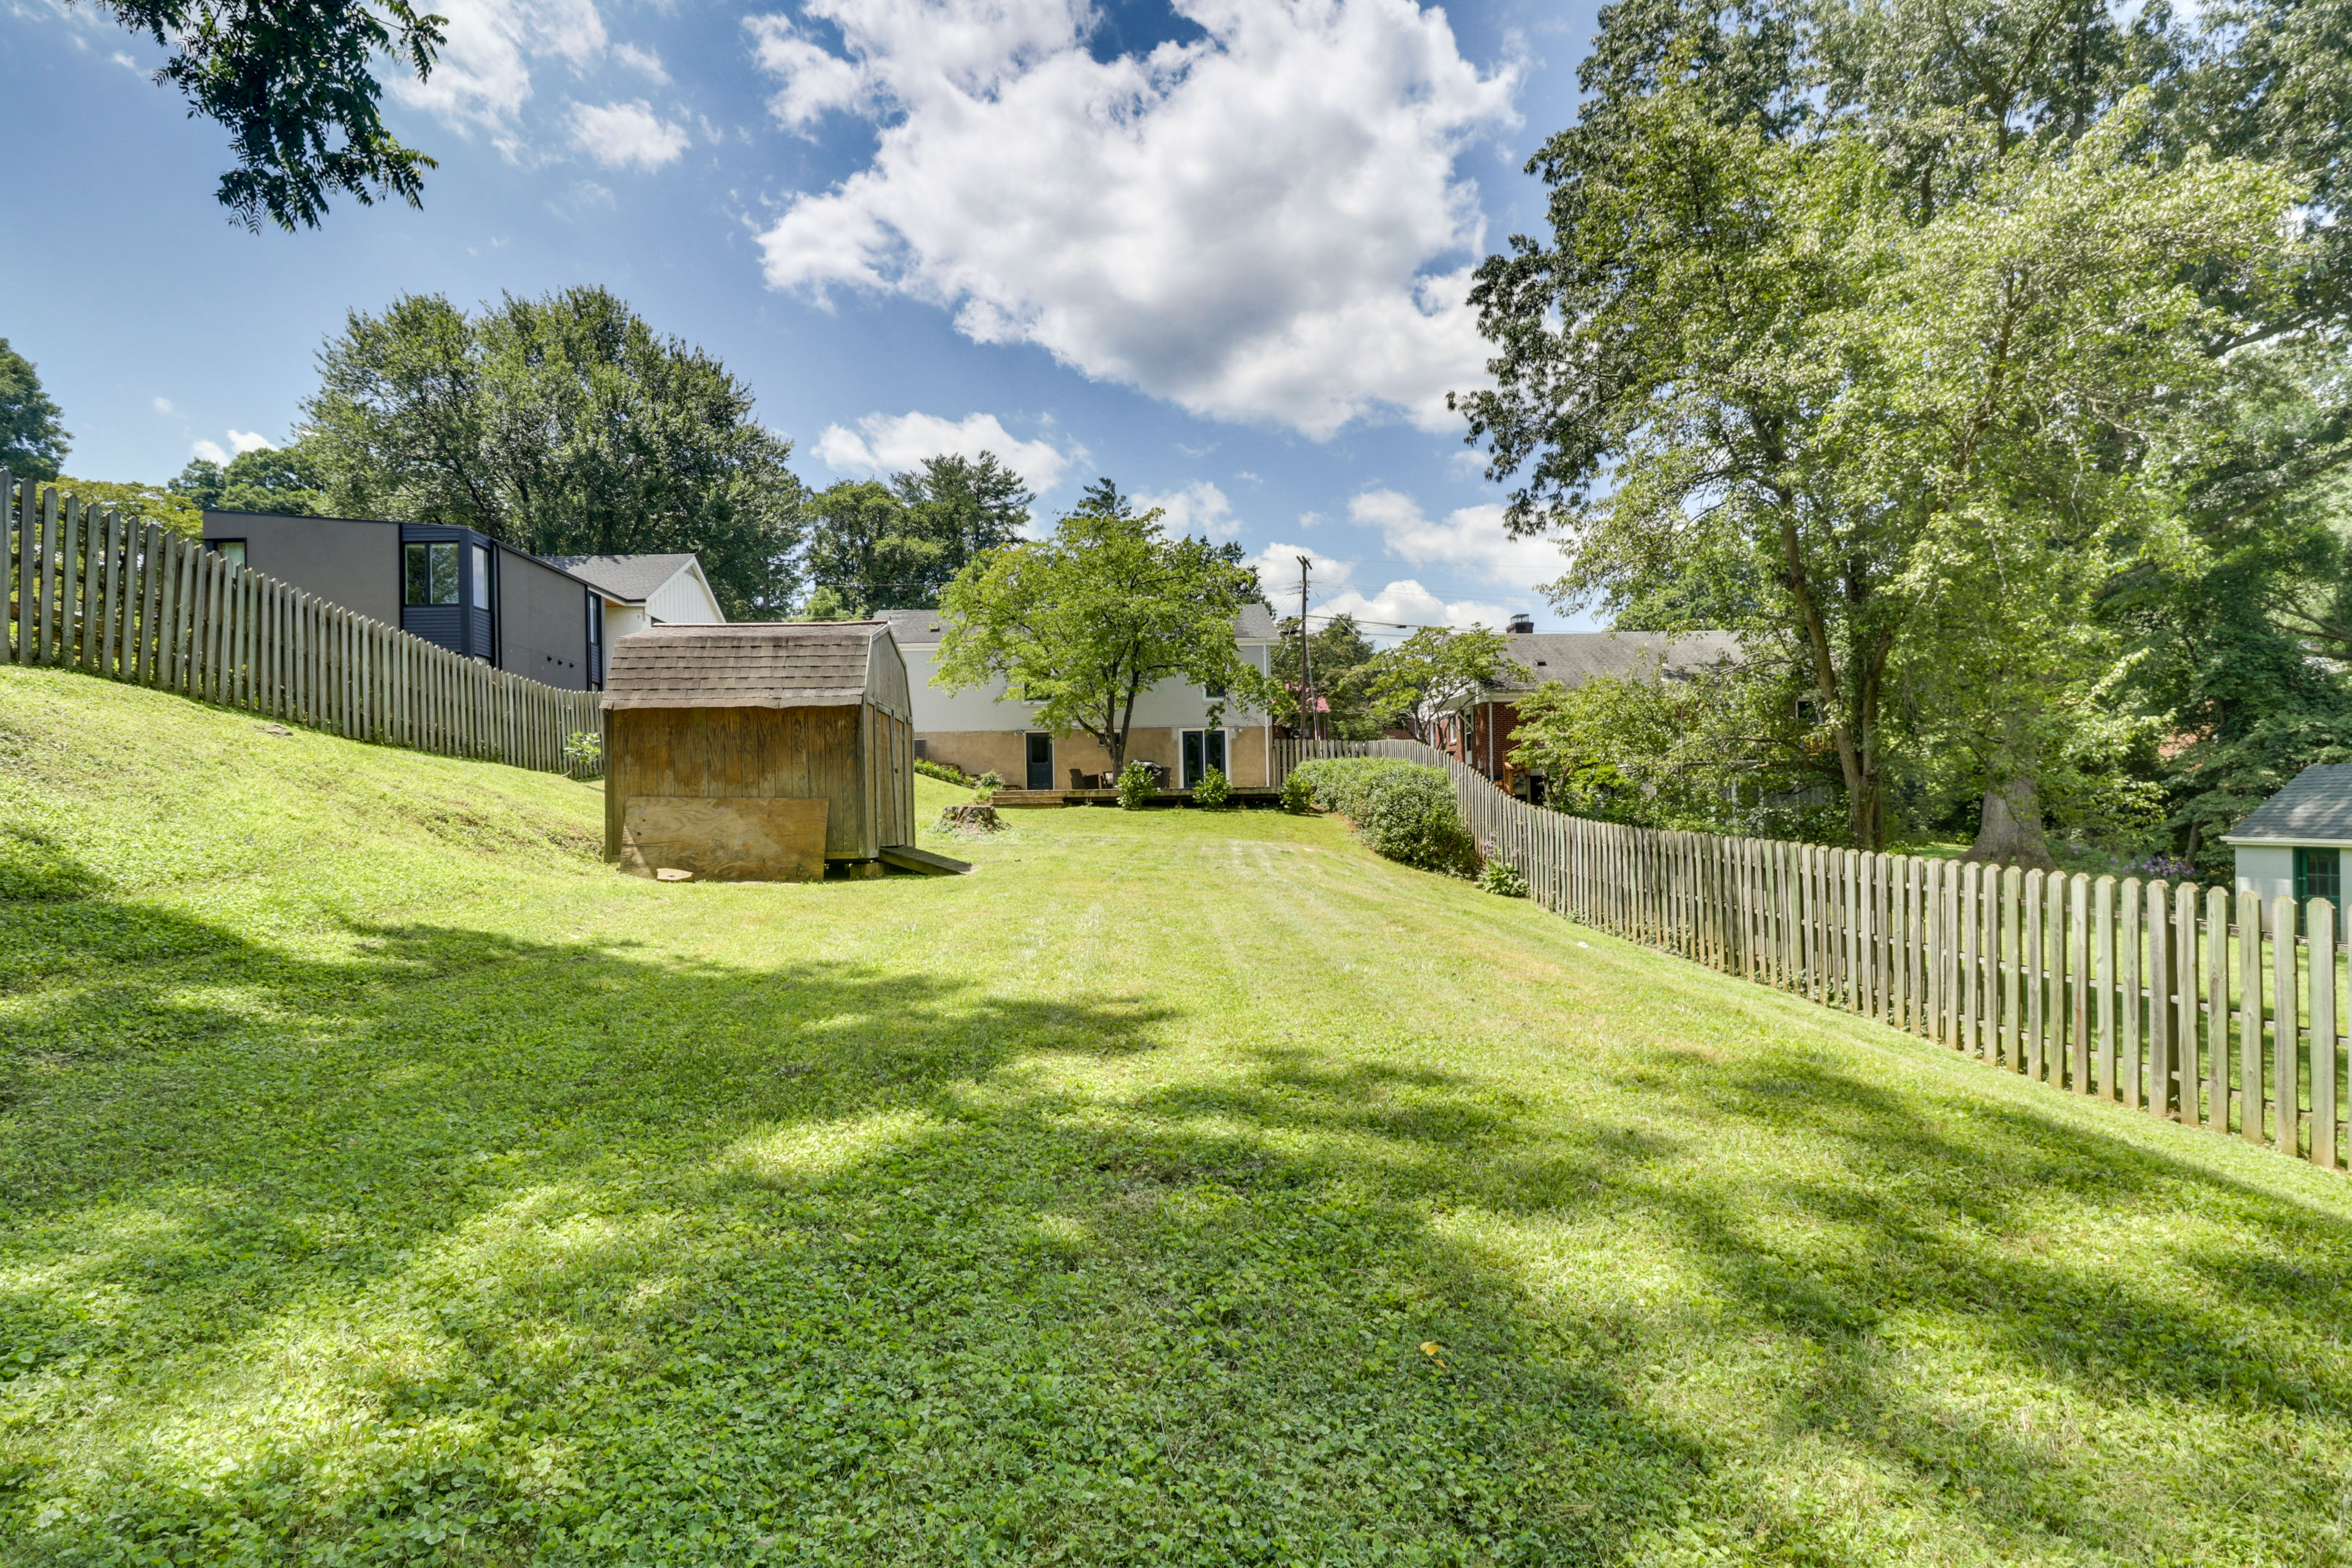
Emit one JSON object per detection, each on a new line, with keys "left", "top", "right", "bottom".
{"left": 813, "top": 410, "right": 1080, "bottom": 495}
{"left": 190, "top": 440, "right": 228, "bottom": 465}
{"left": 1137, "top": 480, "right": 1240, "bottom": 541}
{"left": 745, "top": 13, "right": 873, "bottom": 130}
{"left": 752, "top": 0, "right": 1517, "bottom": 438}
{"left": 570, "top": 99, "right": 690, "bottom": 168}
{"left": 1246, "top": 538, "right": 1505, "bottom": 631}
{"left": 1320, "top": 578, "right": 1509, "bottom": 631}
{"left": 391, "top": 0, "right": 608, "bottom": 142}
{"left": 1347, "top": 488, "right": 1559, "bottom": 592}
{"left": 613, "top": 41, "right": 668, "bottom": 81}
{"left": 227, "top": 429, "right": 275, "bottom": 454}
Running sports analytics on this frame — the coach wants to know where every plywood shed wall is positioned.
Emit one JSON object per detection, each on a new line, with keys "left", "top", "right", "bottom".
{"left": 600, "top": 622, "right": 915, "bottom": 880}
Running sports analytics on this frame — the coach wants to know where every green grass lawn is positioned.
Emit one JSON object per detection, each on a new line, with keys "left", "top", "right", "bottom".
{"left": 5, "top": 664, "right": 2352, "bottom": 1567}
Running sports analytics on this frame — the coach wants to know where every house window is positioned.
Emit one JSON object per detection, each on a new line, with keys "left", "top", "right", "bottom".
{"left": 404, "top": 541, "right": 460, "bottom": 605}
{"left": 1203, "top": 678, "right": 1227, "bottom": 699}
{"left": 585, "top": 591, "right": 603, "bottom": 687}
{"left": 472, "top": 544, "right": 492, "bottom": 606}
{"left": 209, "top": 539, "right": 247, "bottom": 568}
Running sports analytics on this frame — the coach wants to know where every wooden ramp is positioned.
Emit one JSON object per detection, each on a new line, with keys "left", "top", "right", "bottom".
{"left": 879, "top": 845, "right": 974, "bottom": 876}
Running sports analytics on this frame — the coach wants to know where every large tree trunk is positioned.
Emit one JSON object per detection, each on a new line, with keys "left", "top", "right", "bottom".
{"left": 1967, "top": 774, "right": 2056, "bottom": 871}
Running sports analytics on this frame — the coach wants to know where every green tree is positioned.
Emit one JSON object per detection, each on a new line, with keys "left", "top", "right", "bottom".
{"left": 895, "top": 453, "right": 1033, "bottom": 564}
{"left": 1458, "top": 63, "right": 2302, "bottom": 854}
{"left": 803, "top": 453, "right": 1035, "bottom": 613}
{"left": 804, "top": 481, "right": 921, "bottom": 615}
{"left": 171, "top": 442, "right": 330, "bottom": 516}
{"left": 1363, "top": 627, "right": 1522, "bottom": 746}
{"left": 1, "top": 339, "right": 69, "bottom": 481}
{"left": 935, "top": 484, "right": 1265, "bottom": 773}
{"left": 1267, "top": 614, "right": 1385, "bottom": 740}
{"left": 48, "top": 478, "right": 203, "bottom": 538}
{"left": 80, "top": 0, "right": 444, "bottom": 230}
{"left": 302, "top": 288, "right": 806, "bottom": 617}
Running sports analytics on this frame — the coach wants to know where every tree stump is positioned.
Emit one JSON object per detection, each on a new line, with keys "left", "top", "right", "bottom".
{"left": 939, "top": 802, "right": 1004, "bottom": 834}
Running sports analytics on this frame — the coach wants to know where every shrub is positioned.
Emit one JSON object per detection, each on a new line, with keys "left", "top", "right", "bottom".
{"left": 1478, "top": 859, "right": 1528, "bottom": 897}
{"left": 1289, "top": 758, "right": 1476, "bottom": 875}
{"left": 1280, "top": 772, "right": 1314, "bottom": 812}
{"left": 972, "top": 770, "right": 1003, "bottom": 802}
{"left": 1356, "top": 767, "right": 1477, "bottom": 875}
{"left": 1288, "top": 758, "right": 1418, "bottom": 816}
{"left": 1192, "top": 766, "right": 1232, "bottom": 809}
{"left": 1115, "top": 761, "right": 1158, "bottom": 810}
{"left": 562, "top": 729, "right": 603, "bottom": 780}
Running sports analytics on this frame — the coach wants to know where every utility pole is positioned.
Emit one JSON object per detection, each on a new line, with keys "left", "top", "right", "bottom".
{"left": 1296, "top": 556, "right": 1317, "bottom": 743}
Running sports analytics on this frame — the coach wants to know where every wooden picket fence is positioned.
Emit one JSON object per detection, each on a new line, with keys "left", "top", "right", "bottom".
{"left": 1276, "top": 737, "right": 2346, "bottom": 1174}
{"left": 4, "top": 475, "right": 600, "bottom": 771}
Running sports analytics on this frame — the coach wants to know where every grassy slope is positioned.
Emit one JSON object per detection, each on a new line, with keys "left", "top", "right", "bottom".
{"left": 3, "top": 665, "right": 2351, "bottom": 1568}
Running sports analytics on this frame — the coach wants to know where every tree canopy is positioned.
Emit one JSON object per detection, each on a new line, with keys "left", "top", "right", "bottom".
{"left": 301, "top": 288, "right": 806, "bottom": 618}
{"left": 804, "top": 453, "right": 1035, "bottom": 615}
{"left": 171, "top": 443, "right": 330, "bottom": 516}
{"left": 85, "top": 0, "right": 444, "bottom": 230}
{"left": 48, "top": 477, "right": 204, "bottom": 538}
{"left": 1265, "top": 614, "right": 1386, "bottom": 741}
{"left": 1458, "top": 0, "right": 2331, "bottom": 864}
{"left": 1365, "top": 627, "right": 1522, "bottom": 747}
{"left": 1, "top": 339, "right": 69, "bottom": 483}
{"left": 935, "top": 483, "right": 1266, "bottom": 772}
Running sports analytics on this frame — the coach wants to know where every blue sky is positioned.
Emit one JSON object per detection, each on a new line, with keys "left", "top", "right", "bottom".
{"left": 1, "top": 0, "right": 1605, "bottom": 631}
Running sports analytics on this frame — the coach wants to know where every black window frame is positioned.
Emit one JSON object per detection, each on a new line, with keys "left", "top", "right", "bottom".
{"left": 404, "top": 541, "right": 461, "bottom": 606}
{"left": 584, "top": 589, "right": 603, "bottom": 687}
{"left": 208, "top": 538, "right": 247, "bottom": 568}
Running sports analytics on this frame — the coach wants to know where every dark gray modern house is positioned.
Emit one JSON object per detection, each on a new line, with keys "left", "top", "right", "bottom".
{"left": 200, "top": 511, "right": 608, "bottom": 691}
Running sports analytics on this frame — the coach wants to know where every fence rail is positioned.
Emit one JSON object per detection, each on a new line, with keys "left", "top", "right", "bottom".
{"left": 6, "top": 475, "right": 600, "bottom": 771}
{"left": 1275, "top": 737, "right": 2346, "bottom": 1174}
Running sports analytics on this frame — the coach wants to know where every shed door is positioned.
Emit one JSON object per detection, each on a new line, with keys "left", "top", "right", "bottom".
{"left": 1025, "top": 733, "right": 1053, "bottom": 790}
{"left": 2297, "top": 848, "right": 2341, "bottom": 933}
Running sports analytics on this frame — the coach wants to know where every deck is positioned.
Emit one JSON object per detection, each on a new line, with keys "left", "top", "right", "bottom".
{"left": 988, "top": 786, "right": 1286, "bottom": 809}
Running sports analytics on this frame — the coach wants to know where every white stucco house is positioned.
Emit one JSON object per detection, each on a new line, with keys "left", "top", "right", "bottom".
{"left": 542, "top": 553, "right": 726, "bottom": 682}
{"left": 2223, "top": 763, "right": 2352, "bottom": 908}
{"left": 874, "top": 606, "right": 1283, "bottom": 789}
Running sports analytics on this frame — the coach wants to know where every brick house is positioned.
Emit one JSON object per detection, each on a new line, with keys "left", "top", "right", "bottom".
{"left": 1433, "top": 630, "right": 1743, "bottom": 797}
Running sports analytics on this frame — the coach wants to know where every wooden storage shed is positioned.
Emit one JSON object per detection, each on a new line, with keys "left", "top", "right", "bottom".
{"left": 601, "top": 622, "right": 915, "bottom": 880}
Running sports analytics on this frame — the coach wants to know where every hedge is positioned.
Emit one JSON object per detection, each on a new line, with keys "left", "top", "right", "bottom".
{"left": 1287, "top": 758, "right": 1477, "bottom": 876}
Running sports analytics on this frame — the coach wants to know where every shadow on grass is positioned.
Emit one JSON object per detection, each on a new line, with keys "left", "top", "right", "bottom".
{"left": 1582, "top": 1039, "right": 2352, "bottom": 1555}
{"left": 0, "top": 873, "right": 1704, "bottom": 1567}
{"left": 9, "top": 850, "right": 2352, "bottom": 1564}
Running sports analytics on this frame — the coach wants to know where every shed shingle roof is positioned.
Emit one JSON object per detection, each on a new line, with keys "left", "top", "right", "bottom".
{"left": 602, "top": 622, "right": 899, "bottom": 712}
{"left": 2223, "top": 764, "right": 2352, "bottom": 845}
{"left": 541, "top": 552, "right": 699, "bottom": 603}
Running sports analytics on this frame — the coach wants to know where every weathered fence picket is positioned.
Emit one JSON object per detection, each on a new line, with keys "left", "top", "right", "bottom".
{"left": 1275, "top": 735, "right": 2346, "bottom": 1177}
{"left": 4, "top": 475, "right": 598, "bottom": 771}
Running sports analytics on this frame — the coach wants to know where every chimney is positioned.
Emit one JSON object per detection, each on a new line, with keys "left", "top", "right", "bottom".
{"left": 1506, "top": 613, "right": 1534, "bottom": 635}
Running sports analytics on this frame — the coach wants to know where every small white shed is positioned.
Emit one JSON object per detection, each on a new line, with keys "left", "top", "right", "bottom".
{"left": 2222, "top": 763, "right": 2352, "bottom": 908}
